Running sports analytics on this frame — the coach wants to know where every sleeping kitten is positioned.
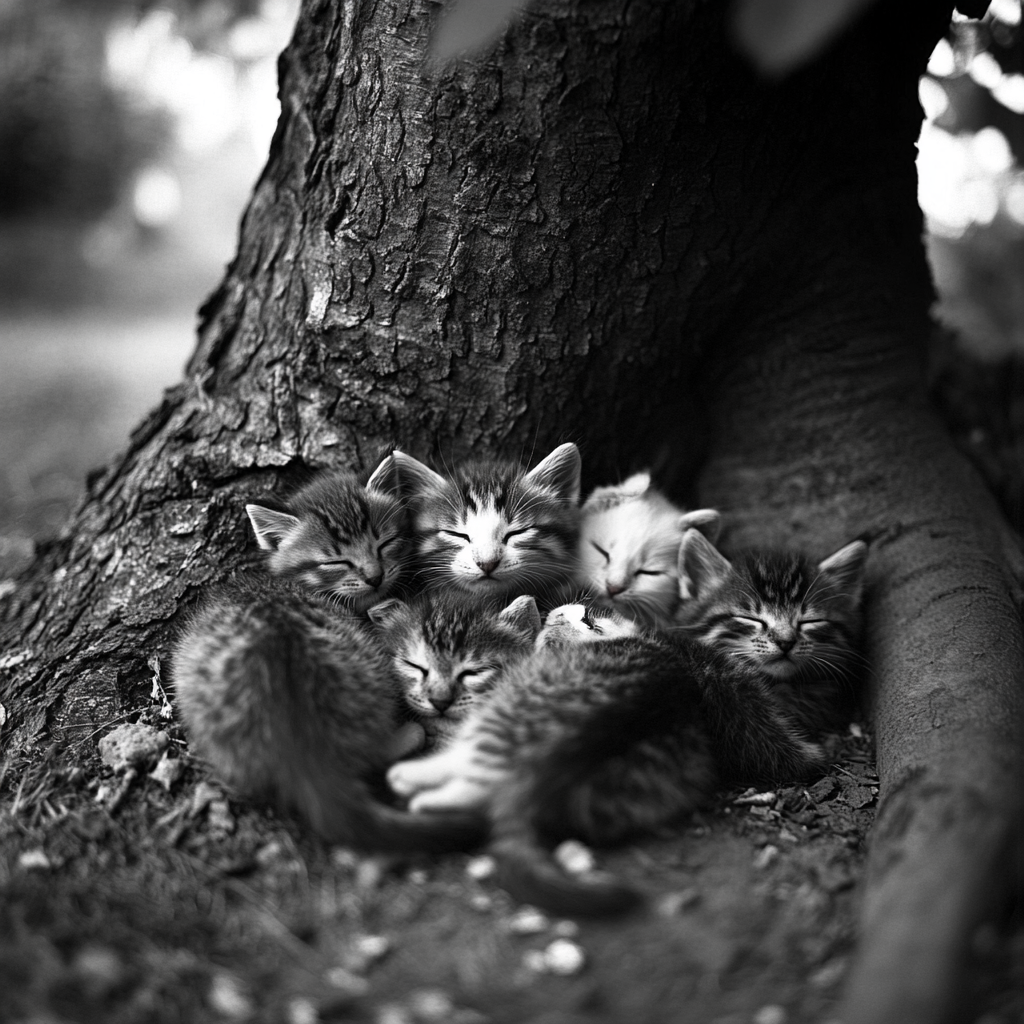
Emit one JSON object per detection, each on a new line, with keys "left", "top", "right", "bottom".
{"left": 244, "top": 456, "right": 410, "bottom": 613}
{"left": 388, "top": 604, "right": 719, "bottom": 916}
{"left": 389, "top": 581, "right": 847, "bottom": 917}
{"left": 576, "top": 472, "right": 721, "bottom": 628}
{"left": 675, "top": 529, "right": 868, "bottom": 739}
{"left": 367, "top": 591, "right": 542, "bottom": 747}
{"left": 389, "top": 443, "right": 581, "bottom": 607}
{"left": 172, "top": 574, "right": 485, "bottom": 853}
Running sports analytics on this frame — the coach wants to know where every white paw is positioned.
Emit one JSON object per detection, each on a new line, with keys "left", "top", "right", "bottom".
{"left": 408, "top": 777, "right": 491, "bottom": 813}
{"left": 387, "top": 755, "right": 452, "bottom": 797}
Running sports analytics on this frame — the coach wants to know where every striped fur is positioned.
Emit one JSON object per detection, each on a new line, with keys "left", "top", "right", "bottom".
{"left": 244, "top": 458, "right": 412, "bottom": 614}
{"left": 390, "top": 444, "right": 581, "bottom": 608}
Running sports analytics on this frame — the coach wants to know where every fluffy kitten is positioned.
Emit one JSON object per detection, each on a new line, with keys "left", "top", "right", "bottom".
{"left": 244, "top": 456, "right": 410, "bottom": 613}
{"left": 367, "top": 592, "right": 542, "bottom": 747}
{"left": 173, "top": 574, "right": 485, "bottom": 853}
{"left": 390, "top": 443, "right": 581, "bottom": 606}
{"left": 388, "top": 604, "right": 718, "bottom": 916}
{"left": 576, "top": 471, "right": 721, "bottom": 628}
{"left": 676, "top": 529, "right": 868, "bottom": 741}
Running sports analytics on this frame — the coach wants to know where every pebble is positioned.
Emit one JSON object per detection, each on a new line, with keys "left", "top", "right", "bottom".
{"left": 375, "top": 1004, "right": 414, "bottom": 1024}
{"left": 465, "top": 855, "right": 497, "bottom": 880}
{"left": 506, "top": 907, "right": 550, "bottom": 935}
{"left": 346, "top": 934, "right": 390, "bottom": 973}
{"left": 552, "top": 920, "right": 580, "bottom": 938}
{"left": 324, "top": 965, "right": 370, "bottom": 995}
{"left": 208, "top": 972, "right": 253, "bottom": 1019}
{"left": 553, "top": 840, "right": 596, "bottom": 875}
{"left": 753, "top": 1005, "right": 787, "bottom": 1024}
{"left": 18, "top": 849, "right": 51, "bottom": 871}
{"left": 407, "top": 868, "right": 429, "bottom": 885}
{"left": 207, "top": 799, "right": 235, "bottom": 834}
{"left": 287, "top": 997, "right": 319, "bottom": 1024}
{"left": 149, "top": 752, "right": 184, "bottom": 791}
{"left": 469, "top": 893, "right": 493, "bottom": 912}
{"left": 98, "top": 723, "right": 168, "bottom": 771}
{"left": 407, "top": 988, "right": 455, "bottom": 1020}
{"left": 542, "top": 938, "right": 586, "bottom": 975}
{"left": 753, "top": 845, "right": 779, "bottom": 870}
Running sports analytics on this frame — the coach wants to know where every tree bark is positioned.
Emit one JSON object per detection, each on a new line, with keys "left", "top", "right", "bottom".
{"left": 1, "top": 1, "right": 1020, "bottom": 1020}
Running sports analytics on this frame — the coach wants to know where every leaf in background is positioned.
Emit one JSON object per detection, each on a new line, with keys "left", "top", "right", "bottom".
{"left": 730, "top": 0, "right": 880, "bottom": 77}
{"left": 431, "top": 0, "right": 528, "bottom": 60}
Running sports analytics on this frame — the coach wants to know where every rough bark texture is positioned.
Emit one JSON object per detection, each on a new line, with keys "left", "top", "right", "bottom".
{"left": 1, "top": 1, "right": 1021, "bottom": 1020}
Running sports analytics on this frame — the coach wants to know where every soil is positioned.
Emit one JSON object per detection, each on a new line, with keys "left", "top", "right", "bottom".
{"left": 1, "top": 319, "right": 1023, "bottom": 1024}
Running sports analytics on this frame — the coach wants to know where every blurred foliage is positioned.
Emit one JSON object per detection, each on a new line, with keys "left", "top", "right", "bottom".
{"left": 0, "top": 0, "right": 167, "bottom": 221}
{"left": 0, "top": 0, "right": 272, "bottom": 222}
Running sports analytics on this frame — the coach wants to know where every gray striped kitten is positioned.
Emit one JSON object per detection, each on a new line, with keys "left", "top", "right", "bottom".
{"left": 675, "top": 529, "right": 868, "bottom": 739}
{"left": 244, "top": 456, "right": 411, "bottom": 613}
{"left": 388, "top": 604, "right": 718, "bottom": 916}
{"left": 366, "top": 591, "right": 542, "bottom": 748}
{"left": 172, "top": 574, "right": 484, "bottom": 853}
{"left": 390, "top": 443, "right": 581, "bottom": 607}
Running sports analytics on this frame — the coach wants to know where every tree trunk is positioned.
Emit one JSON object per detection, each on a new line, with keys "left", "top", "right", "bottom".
{"left": 1, "top": 1, "right": 1020, "bottom": 1019}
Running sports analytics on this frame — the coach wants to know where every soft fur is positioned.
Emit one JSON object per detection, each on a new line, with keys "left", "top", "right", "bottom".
{"left": 577, "top": 472, "right": 721, "bottom": 628}
{"left": 391, "top": 443, "right": 581, "bottom": 607}
{"left": 244, "top": 457, "right": 411, "bottom": 613}
{"left": 676, "top": 530, "right": 868, "bottom": 736}
{"left": 172, "top": 574, "right": 485, "bottom": 853}
{"left": 367, "top": 591, "right": 542, "bottom": 747}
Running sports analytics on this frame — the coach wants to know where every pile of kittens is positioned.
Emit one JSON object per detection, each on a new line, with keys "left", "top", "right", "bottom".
{"left": 172, "top": 442, "right": 867, "bottom": 917}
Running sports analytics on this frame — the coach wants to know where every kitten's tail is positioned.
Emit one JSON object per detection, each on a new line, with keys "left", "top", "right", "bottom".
{"left": 489, "top": 832, "right": 644, "bottom": 918}
{"left": 486, "top": 779, "right": 643, "bottom": 918}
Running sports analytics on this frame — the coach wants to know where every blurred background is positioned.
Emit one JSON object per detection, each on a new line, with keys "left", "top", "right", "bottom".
{"left": 0, "top": 0, "right": 1021, "bottom": 576}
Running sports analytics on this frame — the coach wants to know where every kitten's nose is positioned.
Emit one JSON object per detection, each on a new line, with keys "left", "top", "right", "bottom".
{"left": 772, "top": 627, "right": 798, "bottom": 653}
{"left": 476, "top": 558, "right": 501, "bottom": 576}
{"left": 364, "top": 570, "right": 384, "bottom": 588}
{"left": 606, "top": 582, "right": 626, "bottom": 597}
{"left": 429, "top": 694, "right": 454, "bottom": 713}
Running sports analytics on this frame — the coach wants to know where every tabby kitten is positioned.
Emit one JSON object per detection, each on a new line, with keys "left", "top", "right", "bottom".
{"left": 675, "top": 529, "right": 868, "bottom": 742}
{"left": 173, "top": 574, "right": 485, "bottom": 853}
{"left": 576, "top": 471, "right": 721, "bottom": 628}
{"left": 388, "top": 604, "right": 718, "bottom": 916}
{"left": 367, "top": 591, "right": 542, "bottom": 748}
{"left": 245, "top": 456, "right": 410, "bottom": 613}
{"left": 390, "top": 443, "right": 581, "bottom": 607}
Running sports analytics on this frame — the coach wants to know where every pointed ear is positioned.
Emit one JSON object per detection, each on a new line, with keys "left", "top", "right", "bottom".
{"left": 366, "top": 598, "right": 410, "bottom": 630}
{"left": 390, "top": 450, "right": 447, "bottom": 495}
{"left": 679, "top": 508, "right": 722, "bottom": 545}
{"left": 245, "top": 504, "right": 301, "bottom": 551}
{"left": 678, "top": 528, "right": 732, "bottom": 600}
{"left": 498, "top": 595, "right": 542, "bottom": 639}
{"left": 366, "top": 453, "right": 401, "bottom": 496}
{"left": 818, "top": 540, "right": 868, "bottom": 603}
{"left": 523, "top": 443, "right": 581, "bottom": 503}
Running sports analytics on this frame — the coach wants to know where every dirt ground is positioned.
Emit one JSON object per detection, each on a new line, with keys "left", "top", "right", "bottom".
{"left": 1, "top": 318, "right": 1023, "bottom": 1024}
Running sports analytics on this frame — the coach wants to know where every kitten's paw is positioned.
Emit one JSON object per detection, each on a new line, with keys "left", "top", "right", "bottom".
{"left": 387, "top": 755, "right": 453, "bottom": 797}
{"left": 408, "top": 777, "right": 491, "bottom": 813}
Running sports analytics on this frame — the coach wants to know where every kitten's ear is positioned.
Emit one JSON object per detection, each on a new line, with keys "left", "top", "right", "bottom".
{"left": 818, "top": 540, "right": 868, "bottom": 603}
{"left": 391, "top": 450, "right": 447, "bottom": 494}
{"left": 679, "top": 508, "right": 722, "bottom": 545}
{"left": 246, "top": 504, "right": 301, "bottom": 551}
{"left": 498, "top": 595, "right": 543, "bottom": 639}
{"left": 582, "top": 471, "right": 651, "bottom": 512}
{"left": 524, "top": 443, "right": 581, "bottom": 503}
{"left": 678, "top": 528, "right": 732, "bottom": 600}
{"left": 366, "top": 598, "right": 410, "bottom": 630}
{"left": 365, "top": 454, "right": 401, "bottom": 496}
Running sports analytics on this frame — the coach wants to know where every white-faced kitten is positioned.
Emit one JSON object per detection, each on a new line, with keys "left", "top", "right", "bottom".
{"left": 576, "top": 472, "right": 721, "bottom": 628}
{"left": 367, "top": 592, "right": 542, "bottom": 748}
{"left": 244, "top": 456, "right": 409, "bottom": 613}
{"left": 390, "top": 443, "right": 581, "bottom": 607}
